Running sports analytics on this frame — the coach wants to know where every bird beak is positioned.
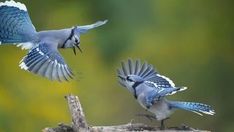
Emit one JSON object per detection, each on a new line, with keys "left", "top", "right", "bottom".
{"left": 73, "top": 44, "right": 82, "bottom": 55}
{"left": 73, "top": 47, "right": 77, "bottom": 55}
{"left": 118, "top": 75, "right": 126, "bottom": 80}
{"left": 75, "top": 44, "right": 83, "bottom": 53}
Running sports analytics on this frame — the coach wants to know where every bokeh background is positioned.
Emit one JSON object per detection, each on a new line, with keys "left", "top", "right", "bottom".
{"left": 0, "top": 0, "right": 233, "bottom": 131}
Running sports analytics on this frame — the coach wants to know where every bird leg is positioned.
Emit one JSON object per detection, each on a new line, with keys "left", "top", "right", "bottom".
{"left": 160, "top": 117, "right": 170, "bottom": 130}
{"left": 136, "top": 113, "right": 156, "bottom": 122}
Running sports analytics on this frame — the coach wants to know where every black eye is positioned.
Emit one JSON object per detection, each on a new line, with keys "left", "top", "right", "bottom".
{"left": 75, "top": 39, "right": 79, "bottom": 43}
{"left": 126, "top": 76, "right": 133, "bottom": 82}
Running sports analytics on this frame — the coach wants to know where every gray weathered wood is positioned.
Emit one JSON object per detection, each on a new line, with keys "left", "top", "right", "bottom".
{"left": 43, "top": 94, "right": 209, "bottom": 132}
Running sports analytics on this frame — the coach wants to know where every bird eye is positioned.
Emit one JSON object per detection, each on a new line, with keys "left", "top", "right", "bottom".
{"left": 75, "top": 38, "right": 79, "bottom": 44}
{"left": 126, "top": 76, "right": 133, "bottom": 82}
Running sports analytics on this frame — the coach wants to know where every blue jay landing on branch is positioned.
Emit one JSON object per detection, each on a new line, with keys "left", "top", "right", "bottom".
{"left": 0, "top": 0, "right": 107, "bottom": 81}
{"left": 117, "top": 59, "right": 215, "bottom": 129}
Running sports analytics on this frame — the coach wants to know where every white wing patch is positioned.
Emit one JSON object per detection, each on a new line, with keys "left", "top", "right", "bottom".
{"left": 17, "top": 42, "right": 34, "bottom": 50}
{"left": 19, "top": 62, "right": 28, "bottom": 70}
{"left": 145, "top": 81, "right": 158, "bottom": 87}
{"left": 156, "top": 74, "right": 175, "bottom": 87}
{"left": 0, "top": 0, "right": 27, "bottom": 11}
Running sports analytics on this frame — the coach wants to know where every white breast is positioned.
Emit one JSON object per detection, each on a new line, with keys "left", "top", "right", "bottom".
{"left": 148, "top": 99, "right": 174, "bottom": 121}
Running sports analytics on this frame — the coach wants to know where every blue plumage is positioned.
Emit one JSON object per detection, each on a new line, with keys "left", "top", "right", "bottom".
{"left": 148, "top": 75, "right": 175, "bottom": 88}
{"left": 0, "top": 4, "right": 36, "bottom": 43}
{"left": 20, "top": 42, "right": 73, "bottom": 81}
{"left": 117, "top": 59, "right": 215, "bottom": 129}
{"left": 0, "top": 0, "right": 107, "bottom": 81}
{"left": 169, "top": 101, "right": 215, "bottom": 116}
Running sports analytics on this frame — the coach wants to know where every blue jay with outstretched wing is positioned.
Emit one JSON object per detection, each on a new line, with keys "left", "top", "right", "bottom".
{"left": 0, "top": 0, "right": 107, "bottom": 81}
{"left": 117, "top": 59, "right": 215, "bottom": 129}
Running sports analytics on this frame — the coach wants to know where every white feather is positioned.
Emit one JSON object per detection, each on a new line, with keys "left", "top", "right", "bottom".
{"left": 54, "top": 60, "right": 58, "bottom": 65}
{"left": 199, "top": 110, "right": 215, "bottom": 115}
{"left": 0, "top": 0, "right": 27, "bottom": 11}
{"left": 191, "top": 110, "right": 203, "bottom": 116}
{"left": 156, "top": 74, "right": 175, "bottom": 87}
{"left": 17, "top": 42, "right": 33, "bottom": 50}
{"left": 145, "top": 81, "right": 158, "bottom": 87}
{"left": 39, "top": 51, "right": 44, "bottom": 55}
{"left": 179, "top": 87, "right": 187, "bottom": 91}
{"left": 19, "top": 62, "right": 28, "bottom": 70}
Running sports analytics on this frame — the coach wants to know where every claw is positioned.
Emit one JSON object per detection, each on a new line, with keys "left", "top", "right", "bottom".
{"left": 160, "top": 117, "right": 170, "bottom": 130}
{"left": 160, "top": 120, "right": 165, "bottom": 130}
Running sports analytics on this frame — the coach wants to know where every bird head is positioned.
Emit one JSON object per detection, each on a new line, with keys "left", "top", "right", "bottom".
{"left": 62, "top": 27, "right": 82, "bottom": 55}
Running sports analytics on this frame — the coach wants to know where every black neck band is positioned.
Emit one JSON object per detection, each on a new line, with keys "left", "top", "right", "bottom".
{"left": 62, "top": 27, "right": 76, "bottom": 48}
{"left": 132, "top": 82, "right": 142, "bottom": 99}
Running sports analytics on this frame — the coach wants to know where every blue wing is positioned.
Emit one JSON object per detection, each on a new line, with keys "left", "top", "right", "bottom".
{"left": 19, "top": 42, "right": 74, "bottom": 81}
{"left": 117, "top": 59, "right": 158, "bottom": 89}
{"left": 76, "top": 20, "right": 108, "bottom": 34}
{"left": 144, "top": 74, "right": 187, "bottom": 102}
{"left": 147, "top": 74, "right": 176, "bottom": 88}
{"left": 0, "top": 1, "right": 36, "bottom": 44}
{"left": 145, "top": 81, "right": 187, "bottom": 97}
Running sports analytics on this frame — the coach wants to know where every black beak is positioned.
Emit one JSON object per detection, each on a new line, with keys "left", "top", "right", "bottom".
{"left": 75, "top": 44, "right": 83, "bottom": 53}
{"left": 73, "top": 44, "right": 82, "bottom": 55}
{"left": 118, "top": 75, "right": 126, "bottom": 80}
{"left": 73, "top": 46, "right": 77, "bottom": 55}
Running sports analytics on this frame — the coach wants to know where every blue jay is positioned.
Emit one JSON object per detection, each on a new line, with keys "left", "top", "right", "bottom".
{"left": 117, "top": 59, "right": 215, "bottom": 129}
{"left": 0, "top": 0, "right": 107, "bottom": 81}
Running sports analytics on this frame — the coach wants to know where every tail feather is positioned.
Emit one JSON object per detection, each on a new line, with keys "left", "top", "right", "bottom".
{"left": 169, "top": 101, "right": 215, "bottom": 116}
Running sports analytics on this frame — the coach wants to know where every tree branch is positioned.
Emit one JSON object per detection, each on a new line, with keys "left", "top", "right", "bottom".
{"left": 43, "top": 94, "right": 209, "bottom": 132}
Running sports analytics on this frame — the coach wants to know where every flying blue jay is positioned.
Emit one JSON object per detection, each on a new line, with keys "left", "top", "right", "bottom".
{"left": 117, "top": 59, "right": 215, "bottom": 129}
{"left": 0, "top": 0, "right": 107, "bottom": 81}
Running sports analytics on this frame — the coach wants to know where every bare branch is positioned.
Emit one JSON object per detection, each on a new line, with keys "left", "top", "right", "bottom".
{"left": 65, "top": 95, "right": 88, "bottom": 132}
{"left": 43, "top": 94, "right": 210, "bottom": 132}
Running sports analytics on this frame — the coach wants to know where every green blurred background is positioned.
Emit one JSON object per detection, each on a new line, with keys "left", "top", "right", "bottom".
{"left": 0, "top": 0, "right": 233, "bottom": 131}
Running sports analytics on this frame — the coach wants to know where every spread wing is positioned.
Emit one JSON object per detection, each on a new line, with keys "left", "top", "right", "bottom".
{"left": 117, "top": 59, "right": 158, "bottom": 88}
{"left": 19, "top": 41, "right": 74, "bottom": 81}
{"left": 117, "top": 59, "right": 186, "bottom": 89}
{"left": 147, "top": 74, "right": 176, "bottom": 88}
{"left": 0, "top": 1, "right": 36, "bottom": 44}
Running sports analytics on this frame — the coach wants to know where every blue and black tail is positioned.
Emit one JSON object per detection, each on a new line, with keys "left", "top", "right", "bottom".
{"left": 169, "top": 101, "right": 215, "bottom": 116}
{"left": 0, "top": 0, "right": 37, "bottom": 44}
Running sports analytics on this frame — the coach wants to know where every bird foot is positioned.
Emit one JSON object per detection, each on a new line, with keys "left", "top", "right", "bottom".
{"left": 160, "top": 117, "right": 170, "bottom": 130}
